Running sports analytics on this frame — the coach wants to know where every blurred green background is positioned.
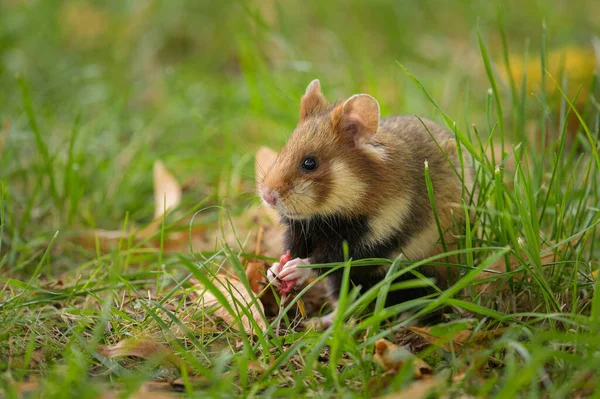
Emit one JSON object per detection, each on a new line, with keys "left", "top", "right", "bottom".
{"left": 0, "top": 0, "right": 598, "bottom": 238}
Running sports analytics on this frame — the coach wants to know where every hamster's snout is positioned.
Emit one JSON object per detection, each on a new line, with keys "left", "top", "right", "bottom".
{"left": 260, "top": 186, "right": 280, "bottom": 207}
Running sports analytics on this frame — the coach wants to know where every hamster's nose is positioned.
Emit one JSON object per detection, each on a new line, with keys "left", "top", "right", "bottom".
{"left": 261, "top": 187, "right": 279, "bottom": 206}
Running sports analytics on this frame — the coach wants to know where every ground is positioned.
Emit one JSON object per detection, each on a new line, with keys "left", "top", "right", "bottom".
{"left": 1, "top": 1, "right": 600, "bottom": 398}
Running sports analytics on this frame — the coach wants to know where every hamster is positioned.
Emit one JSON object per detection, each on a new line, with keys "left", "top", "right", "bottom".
{"left": 259, "top": 79, "right": 473, "bottom": 328}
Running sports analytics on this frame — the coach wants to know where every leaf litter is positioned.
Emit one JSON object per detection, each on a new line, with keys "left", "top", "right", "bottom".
{"left": 406, "top": 325, "right": 506, "bottom": 353}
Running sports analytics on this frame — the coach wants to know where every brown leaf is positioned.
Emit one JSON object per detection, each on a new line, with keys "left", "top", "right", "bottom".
{"left": 373, "top": 339, "right": 432, "bottom": 379}
{"left": 407, "top": 326, "right": 456, "bottom": 352}
{"left": 152, "top": 160, "right": 182, "bottom": 220}
{"left": 137, "top": 160, "right": 182, "bottom": 239}
{"left": 98, "top": 339, "right": 186, "bottom": 370}
{"left": 196, "top": 274, "right": 267, "bottom": 335}
{"left": 245, "top": 260, "right": 268, "bottom": 295}
{"left": 406, "top": 326, "right": 506, "bottom": 353}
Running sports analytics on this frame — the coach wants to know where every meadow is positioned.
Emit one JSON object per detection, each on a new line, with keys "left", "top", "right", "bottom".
{"left": 1, "top": 1, "right": 599, "bottom": 397}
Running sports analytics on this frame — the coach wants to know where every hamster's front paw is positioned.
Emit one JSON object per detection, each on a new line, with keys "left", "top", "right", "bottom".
{"left": 278, "top": 257, "right": 311, "bottom": 293}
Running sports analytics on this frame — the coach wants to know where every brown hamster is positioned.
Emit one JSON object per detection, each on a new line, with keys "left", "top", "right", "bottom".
{"left": 259, "top": 79, "right": 474, "bottom": 327}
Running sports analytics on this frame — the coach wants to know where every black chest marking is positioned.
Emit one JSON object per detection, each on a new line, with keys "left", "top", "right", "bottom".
{"left": 283, "top": 198, "right": 430, "bottom": 265}
{"left": 281, "top": 204, "right": 432, "bottom": 304}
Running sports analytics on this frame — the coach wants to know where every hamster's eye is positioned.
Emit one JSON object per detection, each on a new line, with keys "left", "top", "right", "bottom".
{"left": 301, "top": 157, "right": 318, "bottom": 171}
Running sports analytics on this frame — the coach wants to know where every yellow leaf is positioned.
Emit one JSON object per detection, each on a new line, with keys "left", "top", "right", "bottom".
{"left": 499, "top": 46, "right": 596, "bottom": 105}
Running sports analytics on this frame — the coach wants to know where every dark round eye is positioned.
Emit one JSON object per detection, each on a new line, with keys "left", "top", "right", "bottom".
{"left": 301, "top": 157, "right": 318, "bottom": 171}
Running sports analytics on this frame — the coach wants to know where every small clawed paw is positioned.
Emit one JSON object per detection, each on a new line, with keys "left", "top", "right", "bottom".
{"left": 278, "top": 258, "right": 311, "bottom": 286}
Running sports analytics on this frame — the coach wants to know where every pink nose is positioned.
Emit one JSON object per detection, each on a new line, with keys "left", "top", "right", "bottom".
{"left": 261, "top": 187, "right": 279, "bottom": 206}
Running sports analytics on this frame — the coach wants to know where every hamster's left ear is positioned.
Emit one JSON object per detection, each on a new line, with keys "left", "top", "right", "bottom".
{"left": 300, "top": 79, "right": 328, "bottom": 121}
{"left": 335, "top": 94, "right": 380, "bottom": 146}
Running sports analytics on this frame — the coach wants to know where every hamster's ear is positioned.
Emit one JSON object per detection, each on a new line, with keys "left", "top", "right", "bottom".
{"left": 338, "top": 94, "right": 380, "bottom": 145}
{"left": 300, "top": 79, "right": 327, "bottom": 121}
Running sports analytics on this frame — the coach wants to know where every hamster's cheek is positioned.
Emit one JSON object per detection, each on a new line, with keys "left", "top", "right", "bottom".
{"left": 285, "top": 182, "right": 319, "bottom": 215}
{"left": 316, "top": 161, "right": 366, "bottom": 215}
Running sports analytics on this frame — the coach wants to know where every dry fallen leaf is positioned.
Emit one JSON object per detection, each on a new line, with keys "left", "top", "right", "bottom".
{"left": 245, "top": 260, "right": 269, "bottom": 295}
{"left": 137, "top": 160, "right": 183, "bottom": 239}
{"left": 98, "top": 338, "right": 187, "bottom": 370}
{"left": 152, "top": 160, "right": 183, "bottom": 220}
{"left": 373, "top": 338, "right": 432, "bottom": 379}
{"left": 406, "top": 326, "right": 506, "bottom": 353}
{"left": 196, "top": 274, "right": 267, "bottom": 335}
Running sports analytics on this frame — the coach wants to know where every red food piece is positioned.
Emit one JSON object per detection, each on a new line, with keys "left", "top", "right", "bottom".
{"left": 278, "top": 250, "right": 295, "bottom": 294}
{"left": 278, "top": 251, "right": 292, "bottom": 271}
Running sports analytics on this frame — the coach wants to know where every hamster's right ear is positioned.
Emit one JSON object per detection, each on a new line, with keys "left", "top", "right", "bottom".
{"left": 334, "top": 94, "right": 380, "bottom": 146}
{"left": 300, "top": 79, "right": 327, "bottom": 121}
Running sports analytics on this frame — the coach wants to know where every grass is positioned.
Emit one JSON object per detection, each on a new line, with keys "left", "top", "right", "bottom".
{"left": 1, "top": 0, "right": 600, "bottom": 397}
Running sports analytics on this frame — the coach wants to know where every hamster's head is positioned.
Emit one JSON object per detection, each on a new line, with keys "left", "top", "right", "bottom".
{"left": 259, "top": 79, "right": 382, "bottom": 220}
